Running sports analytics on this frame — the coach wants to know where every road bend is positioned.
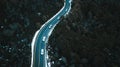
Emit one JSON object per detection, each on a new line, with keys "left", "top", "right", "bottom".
{"left": 31, "top": 0, "right": 72, "bottom": 67}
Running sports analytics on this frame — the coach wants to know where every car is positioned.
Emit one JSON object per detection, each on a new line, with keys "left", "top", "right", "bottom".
{"left": 42, "top": 36, "right": 46, "bottom": 41}
{"left": 57, "top": 16, "right": 60, "bottom": 19}
{"left": 65, "top": 9, "right": 68, "bottom": 11}
{"left": 48, "top": 25, "right": 52, "bottom": 28}
{"left": 41, "top": 49, "right": 44, "bottom": 55}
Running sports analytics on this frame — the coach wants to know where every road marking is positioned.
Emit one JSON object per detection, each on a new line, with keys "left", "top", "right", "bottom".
{"left": 31, "top": 30, "right": 40, "bottom": 67}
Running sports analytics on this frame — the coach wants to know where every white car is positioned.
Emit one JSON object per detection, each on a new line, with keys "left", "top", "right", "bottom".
{"left": 41, "top": 49, "right": 44, "bottom": 55}
{"left": 48, "top": 25, "right": 52, "bottom": 28}
{"left": 65, "top": 9, "right": 68, "bottom": 11}
{"left": 42, "top": 36, "right": 46, "bottom": 41}
{"left": 57, "top": 16, "right": 60, "bottom": 19}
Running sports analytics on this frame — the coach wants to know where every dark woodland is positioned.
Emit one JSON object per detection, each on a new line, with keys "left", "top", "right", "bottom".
{"left": 0, "top": 0, "right": 63, "bottom": 67}
{"left": 0, "top": 0, "right": 120, "bottom": 67}
{"left": 48, "top": 0, "right": 120, "bottom": 67}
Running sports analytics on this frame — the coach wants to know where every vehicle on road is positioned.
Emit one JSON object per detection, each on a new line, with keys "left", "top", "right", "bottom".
{"left": 48, "top": 25, "right": 52, "bottom": 28}
{"left": 41, "top": 49, "right": 44, "bottom": 55}
{"left": 57, "top": 16, "right": 60, "bottom": 19}
{"left": 65, "top": 9, "right": 68, "bottom": 11}
{"left": 42, "top": 36, "right": 46, "bottom": 41}
{"left": 31, "top": 0, "right": 72, "bottom": 67}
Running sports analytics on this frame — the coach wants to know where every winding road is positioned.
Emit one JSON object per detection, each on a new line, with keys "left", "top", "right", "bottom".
{"left": 31, "top": 0, "right": 72, "bottom": 67}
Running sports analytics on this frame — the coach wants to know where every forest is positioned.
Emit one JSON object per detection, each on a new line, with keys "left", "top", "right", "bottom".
{"left": 0, "top": 0, "right": 120, "bottom": 67}
{"left": 48, "top": 0, "right": 120, "bottom": 67}
{"left": 0, "top": 0, "right": 63, "bottom": 67}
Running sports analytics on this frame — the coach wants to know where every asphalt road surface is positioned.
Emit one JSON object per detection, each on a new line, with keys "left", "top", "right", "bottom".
{"left": 31, "top": 0, "right": 72, "bottom": 67}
